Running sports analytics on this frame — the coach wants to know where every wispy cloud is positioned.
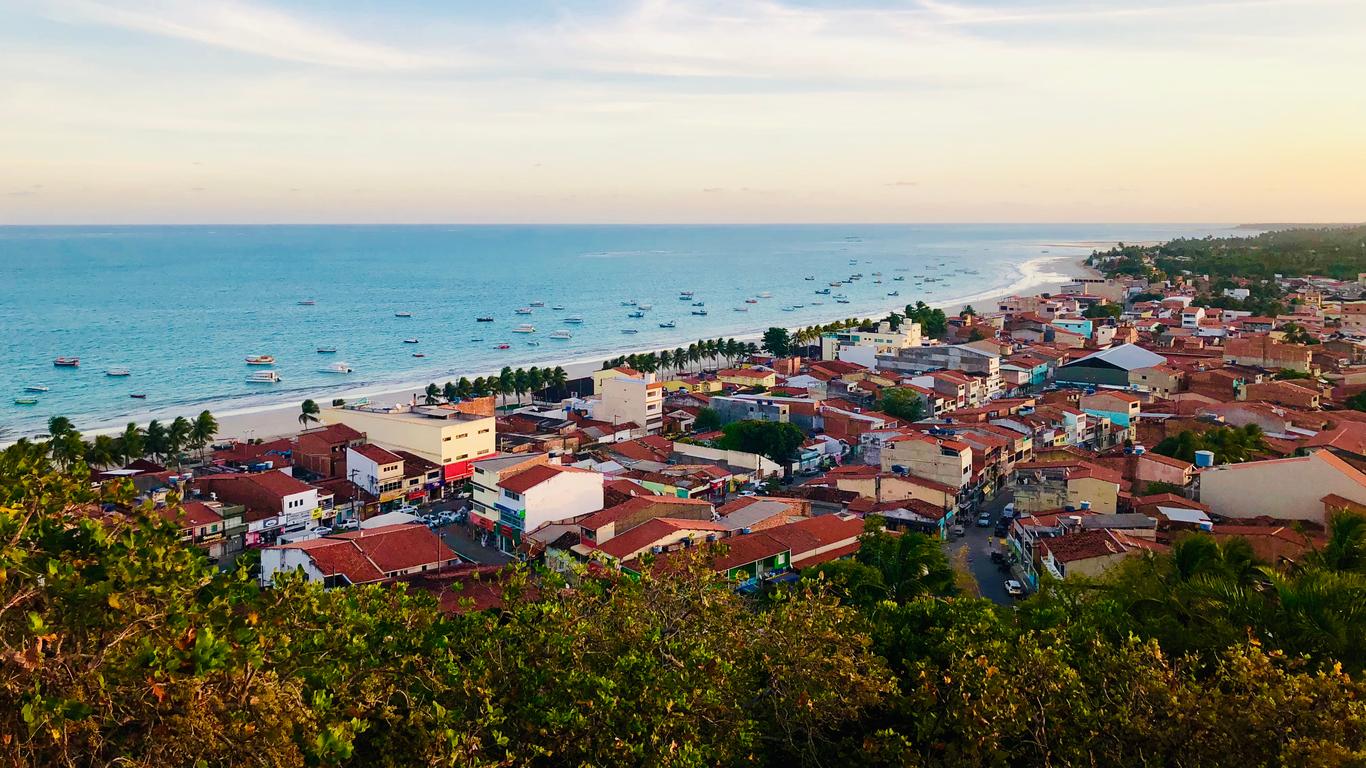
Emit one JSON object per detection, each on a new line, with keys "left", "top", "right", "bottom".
{"left": 44, "top": 0, "right": 460, "bottom": 70}
{"left": 913, "top": 0, "right": 1347, "bottom": 25}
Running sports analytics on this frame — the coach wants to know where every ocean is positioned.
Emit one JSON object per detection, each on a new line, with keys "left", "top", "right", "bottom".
{"left": 0, "top": 223, "right": 1227, "bottom": 438}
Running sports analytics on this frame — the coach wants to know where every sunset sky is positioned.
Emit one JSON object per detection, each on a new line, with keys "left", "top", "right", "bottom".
{"left": 3, "top": 0, "right": 1364, "bottom": 224}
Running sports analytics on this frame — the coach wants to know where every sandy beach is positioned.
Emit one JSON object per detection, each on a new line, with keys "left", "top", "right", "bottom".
{"left": 155, "top": 253, "right": 1094, "bottom": 444}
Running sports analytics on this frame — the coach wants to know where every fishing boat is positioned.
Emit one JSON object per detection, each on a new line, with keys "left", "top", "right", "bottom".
{"left": 804, "top": 276, "right": 814, "bottom": 280}
{"left": 515, "top": 307, "right": 533, "bottom": 315}
{"left": 733, "top": 307, "right": 749, "bottom": 312}
{"left": 106, "top": 368, "right": 130, "bottom": 377}
{"left": 403, "top": 338, "right": 420, "bottom": 344}
{"left": 14, "top": 397, "right": 38, "bottom": 405}
{"left": 526, "top": 341, "right": 541, "bottom": 347}
{"left": 679, "top": 291, "right": 694, "bottom": 298}
{"left": 476, "top": 316, "right": 494, "bottom": 322}
{"left": 628, "top": 310, "right": 645, "bottom": 318}
{"left": 836, "top": 299, "right": 851, "bottom": 304}
{"left": 316, "top": 347, "right": 337, "bottom": 354}
{"left": 395, "top": 311, "right": 413, "bottom": 318}
{"left": 894, "top": 276, "right": 905, "bottom": 281}
{"left": 887, "top": 291, "right": 900, "bottom": 296}
{"left": 782, "top": 306, "right": 796, "bottom": 312}
{"left": 512, "top": 324, "right": 536, "bottom": 333}
{"left": 833, "top": 294, "right": 848, "bottom": 300}
{"left": 245, "top": 355, "right": 274, "bottom": 365}
{"left": 792, "top": 303, "right": 804, "bottom": 308}
{"left": 691, "top": 309, "right": 708, "bottom": 316}
{"left": 811, "top": 301, "right": 824, "bottom": 306}
{"left": 658, "top": 321, "right": 676, "bottom": 328}
{"left": 757, "top": 292, "right": 772, "bottom": 299}
{"left": 549, "top": 330, "right": 572, "bottom": 340}
{"left": 53, "top": 357, "right": 79, "bottom": 367}
{"left": 551, "top": 305, "right": 565, "bottom": 311}
{"left": 413, "top": 352, "right": 427, "bottom": 357}
{"left": 564, "top": 316, "right": 584, "bottom": 324}
{"left": 320, "top": 362, "right": 353, "bottom": 374}
{"left": 469, "top": 337, "right": 484, "bottom": 343}
{"left": 24, "top": 385, "right": 49, "bottom": 392}
{"left": 745, "top": 298, "right": 759, "bottom": 304}
{"left": 246, "top": 371, "right": 282, "bottom": 384}
{"left": 530, "top": 300, "right": 545, "bottom": 307}
{"left": 829, "top": 281, "right": 843, "bottom": 287}
{"left": 298, "top": 299, "right": 316, "bottom": 306}
{"left": 493, "top": 343, "right": 511, "bottom": 350}
{"left": 691, "top": 301, "right": 705, "bottom": 307}
{"left": 815, "top": 288, "right": 830, "bottom": 294}
{"left": 621, "top": 329, "right": 639, "bottom": 334}
{"left": 129, "top": 393, "right": 147, "bottom": 399}
{"left": 621, "top": 300, "right": 637, "bottom": 306}
{"left": 637, "top": 303, "right": 653, "bottom": 310}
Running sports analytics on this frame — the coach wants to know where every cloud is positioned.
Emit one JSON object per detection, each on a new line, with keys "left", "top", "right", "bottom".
{"left": 45, "top": 0, "right": 459, "bottom": 70}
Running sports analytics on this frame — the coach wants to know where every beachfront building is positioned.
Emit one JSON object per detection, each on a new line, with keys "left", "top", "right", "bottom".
{"left": 295, "top": 423, "right": 366, "bottom": 480}
{"left": 876, "top": 344, "right": 1001, "bottom": 397}
{"left": 470, "top": 453, "right": 552, "bottom": 539}
{"left": 321, "top": 399, "right": 496, "bottom": 486}
{"left": 821, "top": 321, "right": 921, "bottom": 361}
{"left": 597, "top": 373, "right": 665, "bottom": 434}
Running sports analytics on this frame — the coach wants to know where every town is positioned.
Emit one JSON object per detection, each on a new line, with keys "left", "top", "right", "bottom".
{"left": 55, "top": 229, "right": 1366, "bottom": 608}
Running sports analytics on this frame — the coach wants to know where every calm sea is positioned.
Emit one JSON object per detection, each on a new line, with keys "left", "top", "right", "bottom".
{"left": 0, "top": 223, "right": 1227, "bottom": 437}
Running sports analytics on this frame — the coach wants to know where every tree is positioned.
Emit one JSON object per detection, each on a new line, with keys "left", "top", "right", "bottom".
{"left": 498, "top": 366, "right": 514, "bottom": 408}
{"left": 443, "top": 381, "right": 459, "bottom": 402}
{"left": 46, "top": 415, "right": 74, "bottom": 439}
{"left": 762, "top": 327, "right": 791, "bottom": 357}
{"left": 694, "top": 407, "right": 722, "bottom": 433}
{"left": 905, "top": 301, "right": 948, "bottom": 338}
{"left": 119, "top": 422, "right": 145, "bottom": 463}
{"left": 189, "top": 410, "right": 218, "bottom": 461}
{"left": 717, "top": 420, "right": 805, "bottom": 468}
{"left": 144, "top": 419, "right": 168, "bottom": 462}
{"left": 298, "top": 399, "right": 321, "bottom": 427}
{"left": 855, "top": 519, "right": 957, "bottom": 601}
{"left": 1279, "top": 322, "right": 1320, "bottom": 345}
{"left": 1274, "top": 368, "right": 1313, "bottom": 380}
{"left": 457, "top": 377, "right": 473, "bottom": 399}
{"left": 877, "top": 387, "right": 926, "bottom": 422}
{"left": 1083, "top": 302, "right": 1123, "bottom": 319}
{"left": 966, "top": 327, "right": 988, "bottom": 342}
{"left": 423, "top": 383, "right": 440, "bottom": 405}
{"left": 167, "top": 416, "right": 192, "bottom": 467}
{"left": 959, "top": 304, "right": 977, "bottom": 318}
{"left": 513, "top": 368, "right": 529, "bottom": 404}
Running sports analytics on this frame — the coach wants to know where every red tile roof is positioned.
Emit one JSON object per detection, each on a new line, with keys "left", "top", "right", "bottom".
{"left": 330, "top": 523, "right": 457, "bottom": 573}
{"left": 161, "top": 501, "right": 222, "bottom": 529}
{"left": 579, "top": 495, "right": 712, "bottom": 531}
{"left": 351, "top": 443, "right": 404, "bottom": 465}
{"left": 498, "top": 464, "right": 594, "bottom": 494}
{"left": 596, "top": 517, "right": 728, "bottom": 560}
{"left": 711, "top": 532, "right": 790, "bottom": 571}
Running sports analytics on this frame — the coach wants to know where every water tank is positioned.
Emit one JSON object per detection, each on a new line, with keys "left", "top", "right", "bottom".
{"left": 1194, "top": 450, "right": 1215, "bottom": 468}
{"left": 740, "top": 527, "right": 752, "bottom": 535}
{"left": 1134, "top": 445, "right": 1146, "bottom": 455}
{"left": 1079, "top": 500, "right": 1091, "bottom": 511}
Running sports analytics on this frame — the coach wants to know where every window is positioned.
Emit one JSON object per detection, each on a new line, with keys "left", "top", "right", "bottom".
{"left": 503, "top": 490, "right": 521, "bottom": 501}
{"left": 443, "top": 436, "right": 452, "bottom": 442}
{"left": 478, "top": 428, "right": 490, "bottom": 434}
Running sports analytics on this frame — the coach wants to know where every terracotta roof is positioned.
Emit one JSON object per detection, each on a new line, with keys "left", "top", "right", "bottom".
{"left": 579, "top": 495, "right": 712, "bottom": 531}
{"left": 596, "top": 517, "right": 728, "bottom": 560}
{"left": 301, "top": 541, "right": 386, "bottom": 583}
{"left": 325, "top": 523, "right": 456, "bottom": 573}
{"left": 351, "top": 443, "right": 404, "bottom": 465}
{"left": 711, "top": 532, "right": 790, "bottom": 571}
{"left": 717, "top": 368, "right": 772, "bottom": 379}
{"left": 299, "top": 422, "right": 364, "bottom": 444}
{"left": 499, "top": 464, "right": 595, "bottom": 494}
{"left": 160, "top": 501, "right": 222, "bottom": 529}
{"left": 1304, "top": 422, "right": 1366, "bottom": 457}
{"left": 1041, "top": 529, "right": 1132, "bottom": 563}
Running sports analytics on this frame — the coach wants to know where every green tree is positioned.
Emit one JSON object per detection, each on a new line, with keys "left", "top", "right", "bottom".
{"left": 693, "top": 407, "right": 722, "bottom": 432}
{"left": 119, "top": 422, "right": 145, "bottom": 463}
{"left": 443, "top": 380, "right": 459, "bottom": 402}
{"left": 717, "top": 420, "right": 805, "bottom": 468}
{"left": 167, "top": 416, "right": 192, "bottom": 467}
{"left": 189, "top": 410, "right": 218, "bottom": 461}
{"left": 762, "top": 327, "right": 791, "bottom": 357}
{"left": 423, "top": 383, "right": 440, "bottom": 405}
{"left": 298, "top": 398, "right": 321, "bottom": 427}
{"left": 855, "top": 519, "right": 957, "bottom": 601}
{"left": 1082, "top": 302, "right": 1123, "bottom": 319}
{"left": 498, "top": 366, "right": 515, "bottom": 409}
{"left": 876, "top": 387, "right": 926, "bottom": 422}
{"left": 144, "top": 419, "right": 168, "bottom": 462}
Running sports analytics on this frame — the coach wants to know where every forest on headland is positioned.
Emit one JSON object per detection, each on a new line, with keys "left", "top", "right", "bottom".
{"left": 1090, "top": 224, "right": 1366, "bottom": 281}
{"left": 4, "top": 438, "right": 1366, "bottom": 767}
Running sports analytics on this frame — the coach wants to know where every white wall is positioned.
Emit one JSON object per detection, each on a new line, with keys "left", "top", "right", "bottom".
{"left": 260, "top": 547, "right": 325, "bottom": 586}
{"left": 523, "top": 471, "right": 605, "bottom": 532}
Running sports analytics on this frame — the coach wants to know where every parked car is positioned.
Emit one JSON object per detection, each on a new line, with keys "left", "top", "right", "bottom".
{"left": 419, "top": 513, "right": 441, "bottom": 527}
{"left": 976, "top": 513, "right": 992, "bottom": 527}
{"left": 950, "top": 524, "right": 966, "bottom": 537}
{"left": 994, "top": 522, "right": 1010, "bottom": 537}
{"left": 335, "top": 519, "right": 360, "bottom": 531}
{"left": 1002, "top": 502, "right": 1016, "bottom": 519}
{"left": 989, "top": 550, "right": 1005, "bottom": 565}
{"left": 307, "top": 525, "right": 332, "bottom": 537}
{"left": 1004, "top": 579, "right": 1026, "bottom": 597}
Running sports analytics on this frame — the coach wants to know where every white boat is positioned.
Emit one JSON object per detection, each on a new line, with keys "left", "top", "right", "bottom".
{"left": 628, "top": 310, "right": 645, "bottom": 318}
{"left": 403, "top": 338, "right": 420, "bottom": 344}
{"left": 298, "top": 299, "right": 316, "bottom": 306}
{"left": 24, "top": 385, "right": 49, "bottom": 392}
{"left": 321, "top": 362, "right": 353, "bottom": 374}
{"left": 549, "top": 330, "right": 572, "bottom": 339}
{"left": 515, "top": 307, "right": 533, "bottom": 315}
{"left": 316, "top": 347, "right": 337, "bottom": 354}
{"left": 245, "top": 355, "right": 274, "bottom": 365}
{"left": 530, "top": 301, "right": 545, "bottom": 307}
{"left": 888, "top": 291, "right": 900, "bottom": 296}
{"left": 512, "top": 324, "right": 536, "bottom": 333}
{"left": 564, "top": 316, "right": 584, "bottom": 324}
{"left": 637, "top": 303, "right": 653, "bottom": 310}
{"left": 757, "top": 292, "right": 772, "bottom": 298}
{"left": 658, "top": 321, "right": 676, "bottom": 328}
{"left": 679, "top": 291, "right": 693, "bottom": 297}
{"left": 733, "top": 306, "right": 749, "bottom": 312}
{"left": 551, "top": 304, "right": 566, "bottom": 310}
{"left": 395, "top": 311, "right": 412, "bottom": 318}
{"left": 691, "top": 309, "right": 708, "bottom": 316}
{"left": 106, "top": 368, "right": 131, "bottom": 377}
{"left": 15, "top": 397, "right": 38, "bottom": 406}
{"left": 621, "top": 328, "right": 639, "bottom": 334}
{"left": 246, "top": 371, "right": 281, "bottom": 383}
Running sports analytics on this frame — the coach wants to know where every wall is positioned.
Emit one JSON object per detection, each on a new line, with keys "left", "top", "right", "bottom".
{"left": 1199, "top": 452, "right": 1366, "bottom": 524}
{"left": 523, "top": 472, "right": 605, "bottom": 533}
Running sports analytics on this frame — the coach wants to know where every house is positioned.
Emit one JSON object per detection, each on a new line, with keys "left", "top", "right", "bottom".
{"left": 260, "top": 523, "right": 457, "bottom": 587}
{"left": 1224, "top": 335, "right": 1314, "bottom": 373}
{"left": 1038, "top": 529, "right": 1148, "bottom": 580}
{"left": 821, "top": 321, "right": 921, "bottom": 360}
{"left": 1129, "top": 364, "right": 1183, "bottom": 398}
{"left": 578, "top": 495, "right": 715, "bottom": 548}
{"left": 1011, "top": 459, "right": 1122, "bottom": 514}
{"left": 716, "top": 368, "right": 778, "bottom": 389}
{"left": 877, "top": 344, "right": 1001, "bottom": 396}
{"left": 1242, "top": 380, "right": 1321, "bottom": 409}
{"left": 321, "top": 399, "right": 496, "bottom": 483}
{"left": 763, "top": 513, "right": 865, "bottom": 568}
{"left": 493, "top": 464, "right": 604, "bottom": 554}
{"left": 294, "top": 423, "right": 366, "bottom": 479}
{"left": 347, "top": 444, "right": 406, "bottom": 507}
{"left": 1197, "top": 450, "right": 1366, "bottom": 524}
{"left": 591, "top": 366, "right": 644, "bottom": 395}
{"left": 589, "top": 517, "right": 731, "bottom": 570}
{"left": 469, "top": 453, "right": 553, "bottom": 537}
{"left": 157, "top": 500, "right": 239, "bottom": 561}
{"left": 1055, "top": 344, "right": 1166, "bottom": 388}
{"left": 194, "top": 471, "right": 323, "bottom": 547}
{"left": 849, "top": 496, "right": 953, "bottom": 538}
{"left": 879, "top": 432, "right": 973, "bottom": 490}
{"left": 715, "top": 496, "right": 811, "bottom": 531}
{"left": 598, "top": 373, "right": 665, "bottom": 434}
{"left": 1079, "top": 390, "right": 1143, "bottom": 429}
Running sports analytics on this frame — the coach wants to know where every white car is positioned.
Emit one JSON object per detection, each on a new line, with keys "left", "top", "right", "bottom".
{"left": 335, "top": 519, "right": 360, "bottom": 531}
{"left": 1002, "top": 502, "right": 1016, "bottom": 519}
{"left": 1004, "top": 579, "right": 1026, "bottom": 597}
{"left": 307, "top": 525, "right": 332, "bottom": 537}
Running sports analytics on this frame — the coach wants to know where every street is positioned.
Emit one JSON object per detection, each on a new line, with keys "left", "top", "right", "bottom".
{"left": 941, "top": 493, "right": 1017, "bottom": 605}
{"left": 427, "top": 497, "right": 514, "bottom": 565}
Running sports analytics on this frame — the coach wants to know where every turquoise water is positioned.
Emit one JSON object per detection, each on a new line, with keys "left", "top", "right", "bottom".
{"left": 0, "top": 223, "right": 1226, "bottom": 437}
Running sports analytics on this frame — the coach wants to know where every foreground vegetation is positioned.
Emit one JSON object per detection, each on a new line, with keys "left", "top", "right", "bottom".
{"left": 4, "top": 440, "right": 1366, "bottom": 766}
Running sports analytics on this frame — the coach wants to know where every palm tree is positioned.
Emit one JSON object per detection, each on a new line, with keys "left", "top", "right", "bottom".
{"left": 472, "top": 377, "right": 488, "bottom": 397}
{"left": 190, "top": 410, "right": 218, "bottom": 462}
{"left": 457, "top": 377, "right": 473, "bottom": 399}
{"left": 119, "top": 422, "right": 145, "bottom": 463}
{"left": 443, "top": 381, "right": 459, "bottom": 402}
{"left": 1312, "top": 510, "right": 1366, "bottom": 572}
{"left": 167, "top": 416, "right": 192, "bottom": 467}
{"left": 46, "top": 415, "right": 74, "bottom": 439}
{"left": 423, "top": 383, "right": 440, "bottom": 405}
{"left": 527, "top": 367, "right": 543, "bottom": 400}
{"left": 687, "top": 343, "right": 701, "bottom": 373}
{"left": 50, "top": 430, "right": 86, "bottom": 469}
{"left": 85, "top": 434, "right": 118, "bottom": 469}
{"left": 299, "top": 399, "right": 321, "bottom": 428}
{"left": 145, "top": 419, "right": 169, "bottom": 462}
{"left": 513, "top": 368, "right": 529, "bottom": 405}
{"left": 552, "top": 366, "right": 568, "bottom": 390}
{"left": 498, "top": 367, "right": 514, "bottom": 409}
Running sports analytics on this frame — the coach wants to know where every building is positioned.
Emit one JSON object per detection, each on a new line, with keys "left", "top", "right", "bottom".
{"left": 715, "top": 368, "right": 779, "bottom": 389}
{"left": 195, "top": 471, "right": 323, "bottom": 547}
{"left": 709, "top": 394, "right": 790, "bottom": 425}
{"left": 157, "top": 500, "right": 244, "bottom": 562}
{"left": 879, "top": 432, "right": 973, "bottom": 489}
{"left": 493, "top": 464, "right": 604, "bottom": 554}
{"left": 591, "top": 366, "right": 644, "bottom": 395}
{"left": 469, "top": 453, "right": 552, "bottom": 537}
{"left": 1197, "top": 450, "right": 1366, "bottom": 524}
{"left": 294, "top": 423, "right": 366, "bottom": 479}
{"left": 821, "top": 321, "right": 921, "bottom": 360}
{"left": 876, "top": 343, "right": 1001, "bottom": 386}
{"left": 1055, "top": 344, "right": 1167, "bottom": 389}
{"left": 346, "top": 444, "right": 406, "bottom": 506}
{"left": 1224, "top": 335, "right": 1314, "bottom": 373}
{"left": 1079, "top": 390, "right": 1142, "bottom": 429}
{"left": 260, "top": 523, "right": 457, "bottom": 587}
{"left": 1011, "top": 460, "right": 1122, "bottom": 514}
{"left": 321, "top": 400, "right": 496, "bottom": 484}
{"left": 597, "top": 372, "right": 665, "bottom": 434}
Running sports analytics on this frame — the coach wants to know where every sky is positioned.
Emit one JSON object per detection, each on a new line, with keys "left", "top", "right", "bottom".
{"left": 1, "top": 0, "right": 1364, "bottom": 224}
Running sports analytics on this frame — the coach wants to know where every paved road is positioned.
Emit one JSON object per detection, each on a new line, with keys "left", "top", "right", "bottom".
{"left": 942, "top": 493, "right": 1016, "bottom": 604}
{"left": 427, "top": 497, "right": 515, "bottom": 565}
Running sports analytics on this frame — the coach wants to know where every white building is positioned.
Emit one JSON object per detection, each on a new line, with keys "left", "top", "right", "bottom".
{"left": 597, "top": 373, "right": 665, "bottom": 434}
{"left": 493, "top": 464, "right": 605, "bottom": 554}
{"left": 821, "top": 321, "right": 921, "bottom": 361}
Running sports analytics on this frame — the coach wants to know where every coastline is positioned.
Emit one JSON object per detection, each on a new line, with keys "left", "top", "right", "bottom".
{"left": 71, "top": 252, "right": 1090, "bottom": 445}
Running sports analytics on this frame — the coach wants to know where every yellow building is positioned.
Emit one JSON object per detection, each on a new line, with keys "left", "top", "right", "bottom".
{"left": 716, "top": 368, "right": 778, "bottom": 389}
{"left": 591, "top": 366, "right": 644, "bottom": 395}
{"left": 321, "top": 402, "right": 495, "bottom": 482}
{"left": 879, "top": 433, "right": 973, "bottom": 490}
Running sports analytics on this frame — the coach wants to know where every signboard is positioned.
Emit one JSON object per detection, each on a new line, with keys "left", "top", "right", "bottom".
{"left": 379, "top": 488, "right": 405, "bottom": 503}
{"left": 310, "top": 507, "right": 324, "bottom": 520}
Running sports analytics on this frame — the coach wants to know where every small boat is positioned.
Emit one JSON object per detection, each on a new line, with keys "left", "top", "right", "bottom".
{"left": 413, "top": 352, "right": 427, "bottom": 357}
{"left": 549, "top": 330, "right": 572, "bottom": 339}
{"left": 733, "top": 307, "right": 749, "bottom": 312}
{"left": 782, "top": 306, "right": 796, "bottom": 312}
{"left": 395, "top": 311, "right": 412, "bottom": 318}
{"left": 1041, "top": 249, "right": 1050, "bottom": 253}
{"left": 494, "top": 343, "right": 511, "bottom": 350}
{"left": 894, "top": 276, "right": 905, "bottom": 281}
{"left": 628, "top": 310, "right": 645, "bottom": 318}
{"left": 678, "top": 295, "right": 692, "bottom": 301}
{"left": 836, "top": 299, "right": 851, "bottom": 304}
{"left": 815, "top": 288, "right": 830, "bottom": 294}
{"left": 512, "top": 324, "right": 536, "bottom": 333}
{"left": 621, "top": 329, "right": 639, "bottom": 334}
{"left": 403, "top": 338, "right": 420, "bottom": 344}
{"left": 658, "top": 321, "right": 676, "bottom": 328}
{"left": 515, "top": 307, "right": 533, "bottom": 315}
{"left": 530, "top": 300, "right": 545, "bottom": 307}
{"left": 106, "top": 368, "right": 130, "bottom": 377}
{"left": 833, "top": 294, "right": 848, "bottom": 299}
{"left": 25, "top": 385, "right": 49, "bottom": 392}
{"left": 14, "top": 397, "right": 38, "bottom": 405}
{"left": 316, "top": 347, "right": 337, "bottom": 354}
{"left": 321, "top": 362, "right": 353, "bottom": 374}
{"left": 551, "top": 305, "right": 565, "bottom": 311}
{"left": 829, "top": 282, "right": 843, "bottom": 287}
{"left": 691, "top": 301, "right": 705, "bottom": 307}
{"left": 245, "top": 355, "right": 275, "bottom": 365}
{"left": 792, "top": 303, "right": 804, "bottom": 308}
{"left": 564, "top": 316, "right": 584, "bottom": 324}
{"left": 679, "top": 291, "right": 694, "bottom": 297}
{"left": 691, "top": 309, "right": 708, "bottom": 316}
{"left": 887, "top": 291, "right": 900, "bottom": 296}
{"left": 757, "top": 292, "right": 772, "bottom": 299}
{"left": 745, "top": 298, "right": 758, "bottom": 304}
{"left": 53, "top": 357, "right": 79, "bottom": 367}
{"left": 526, "top": 341, "right": 541, "bottom": 347}
{"left": 804, "top": 276, "right": 814, "bottom": 281}
{"left": 637, "top": 303, "right": 653, "bottom": 310}
{"left": 129, "top": 393, "right": 147, "bottom": 399}
{"left": 621, "top": 300, "right": 637, "bottom": 307}
{"left": 469, "top": 337, "right": 484, "bottom": 343}
{"left": 476, "top": 316, "right": 494, "bottom": 322}
{"left": 298, "top": 299, "right": 316, "bottom": 306}
{"left": 246, "top": 371, "right": 281, "bottom": 383}
{"left": 811, "top": 301, "right": 824, "bottom": 306}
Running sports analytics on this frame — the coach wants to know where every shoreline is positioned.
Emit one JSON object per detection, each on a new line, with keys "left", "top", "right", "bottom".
{"left": 25, "top": 252, "right": 1093, "bottom": 446}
